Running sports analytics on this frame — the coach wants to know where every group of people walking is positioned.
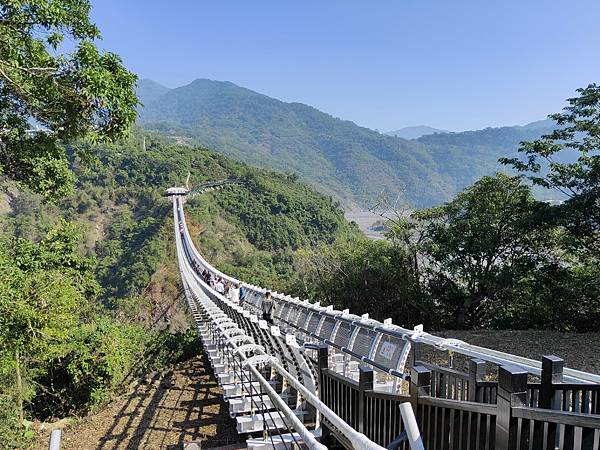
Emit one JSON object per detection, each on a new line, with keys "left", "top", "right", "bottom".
{"left": 200, "top": 269, "right": 242, "bottom": 300}
{"left": 198, "top": 268, "right": 274, "bottom": 323}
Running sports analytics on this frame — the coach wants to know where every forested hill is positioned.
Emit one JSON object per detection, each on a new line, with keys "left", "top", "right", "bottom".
{"left": 137, "top": 78, "right": 556, "bottom": 207}
{"left": 137, "top": 78, "right": 171, "bottom": 105}
{"left": 416, "top": 120, "right": 559, "bottom": 195}
{"left": 137, "top": 79, "right": 453, "bottom": 207}
{"left": 3, "top": 132, "right": 356, "bottom": 303}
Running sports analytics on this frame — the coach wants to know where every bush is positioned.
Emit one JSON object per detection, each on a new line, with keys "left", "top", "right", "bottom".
{"left": 0, "top": 396, "right": 29, "bottom": 448}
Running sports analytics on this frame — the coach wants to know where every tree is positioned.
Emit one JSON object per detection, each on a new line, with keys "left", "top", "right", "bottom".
{"left": 0, "top": 0, "right": 138, "bottom": 201}
{"left": 414, "top": 174, "right": 550, "bottom": 328}
{"left": 0, "top": 222, "right": 99, "bottom": 425}
{"left": 501, "top": 84, "right": 600, "bottom": 258}
{"left": 289, "top": 237, "right": 436, "bottom": 328}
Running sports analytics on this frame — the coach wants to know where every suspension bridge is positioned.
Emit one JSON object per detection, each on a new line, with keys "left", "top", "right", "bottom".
{"left": 164, "top": 182, "right": 600, "bottom": 450}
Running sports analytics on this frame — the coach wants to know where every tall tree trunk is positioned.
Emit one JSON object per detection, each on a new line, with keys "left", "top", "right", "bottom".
{"left": 457, "top": 293, "right": 485, "bottom": 329}
{"left": 15, "top": 349, "right": 23, "bottom": 425}
{"left": 456, "top": 305, "right": 468, "bottom": 329}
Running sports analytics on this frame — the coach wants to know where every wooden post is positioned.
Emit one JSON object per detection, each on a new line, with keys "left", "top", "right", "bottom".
{"left": 316, "top": 345, "right": 331, "bottom": 442}
{"left": 358, "top": 366, "right": 373, "bottom": 433}
{"left": 410, "top": 366, "right": 431, "bottom": 408}
{"left": 412, "top": 342, "right": 420, "bottom": 367}
{"left": 317, "top": 344, "right": 329, "bottom": 405}
{"left": 468, "top": 358, "right": 486, "bottom": 402}
{"left": 317, "top": 345, "right": 329, "bottom": 372}
{"left": 539, "top": 355, "right": 563, "bottom": 409}
{"left": 535, "top": 355, "right": 563, "bottom": 448}
{"left": 495, "top": 365, "right": 528, "bottom": 450}
{"left": 409, "top": 366, "right": 430, "bottom": 445}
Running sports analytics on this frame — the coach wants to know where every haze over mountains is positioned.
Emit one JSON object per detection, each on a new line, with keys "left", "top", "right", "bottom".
{"left": 137, "top": 78, "right": 556, "bottom": 208}
{"left": 385, "top": 125, "right": 449, "bottom": 139}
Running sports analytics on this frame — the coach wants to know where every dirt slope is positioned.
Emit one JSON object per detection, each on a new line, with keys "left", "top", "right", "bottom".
{"left": 35, "top": 354, "right": 243, "bottom": 450}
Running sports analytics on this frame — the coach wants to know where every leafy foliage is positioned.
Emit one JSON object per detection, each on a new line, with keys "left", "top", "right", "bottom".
{"left": 502, "top": 84, "right": 600, "bottom": 259}
{"left": 412, "top": 174, "right": 551, "bottom": 328}
{"left": 0, "top": 221, "right": 203, "bottom": 446}
{"left": 289, "top": 237, "right": 436, "bottom": 328}
{"left": 0, "top": 0, "right": 138, "bottom": 201}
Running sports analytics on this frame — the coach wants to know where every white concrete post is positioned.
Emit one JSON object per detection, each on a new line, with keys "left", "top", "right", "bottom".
{"left": 399, "top": 402, "right": 425, "bottom": 450}
{"left": 48, "top": 429, "right": 62, "bottom": 450}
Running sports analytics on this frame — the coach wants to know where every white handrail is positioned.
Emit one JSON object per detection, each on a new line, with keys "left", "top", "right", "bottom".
{"left": 399, "top": 403, "right": 424, "bottom": 450}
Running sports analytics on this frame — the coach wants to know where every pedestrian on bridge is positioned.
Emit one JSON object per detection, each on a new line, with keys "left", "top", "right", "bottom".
{"left": 215, "top": 278, "right": 225, "bottom": 294}
{"left": 228, "top": 283, "right": 241, "bottom": 303}
{"left": 262, "top": 291, "right": 274, "bottom": 324}
{"left": 201, "top": 269, "right": 210, "bottom": 283}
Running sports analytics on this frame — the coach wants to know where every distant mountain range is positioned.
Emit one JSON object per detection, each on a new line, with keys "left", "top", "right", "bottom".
{"left": 385, "top": 125, "right": 449, "bottom": 139}
{"left": 137, "top": 78, "right": 171, "bottom": 105}
{"left": 136, "top": 78, "right": 556, "bottom": 207}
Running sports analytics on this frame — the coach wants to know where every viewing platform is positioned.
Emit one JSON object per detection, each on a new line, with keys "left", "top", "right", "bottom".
{"left": 165, "top": 186, "right": 190, "bottom": 196}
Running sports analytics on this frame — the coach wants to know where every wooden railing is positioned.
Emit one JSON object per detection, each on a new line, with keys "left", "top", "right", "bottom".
{"left": 317, "top": 347, "right": 600, "bottom": 450}
{"left": 512, "top": 406, "right": 600, "bottom": 449}
{"left": 416, "top": 361, "right": 471, "bottom": 401}
{"left": 364, "top": 389, "right": 411, "bottom": 447}
{"left": 319, "top": 367, "right": 361, "bottom": 429}
{"left": 421, "top": 357, "right": 600, "bottom": 415}
{"left": 416, "top": 396, "right": 497, "bottom": 450}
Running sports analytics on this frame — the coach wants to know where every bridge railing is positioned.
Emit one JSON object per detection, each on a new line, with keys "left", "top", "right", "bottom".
{"left": 172, "top": 193, "right": 600, "bottom": 385}
{"left": 318, "top": 345, "right": 600, "bottom": 450}
{"left": 415, "top": 357, "right": 600, "bottom": 416}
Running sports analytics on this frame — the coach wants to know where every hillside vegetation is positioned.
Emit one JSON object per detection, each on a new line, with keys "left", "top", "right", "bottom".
{"left": 287, "top": 86, "right": 600, "bottom": 333}
{"left": 137, "top": 79, "right": 557, "bottom": 207}
{"left": 416, "top": 120, "right": 566, "bottom": 192}
{"left": 0, "top": 131, "right": 355, "bottom": 446}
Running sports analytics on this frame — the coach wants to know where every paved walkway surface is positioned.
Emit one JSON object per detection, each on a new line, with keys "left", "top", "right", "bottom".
{"left": 36, "top": 353, "right": 244, "bottom": 450}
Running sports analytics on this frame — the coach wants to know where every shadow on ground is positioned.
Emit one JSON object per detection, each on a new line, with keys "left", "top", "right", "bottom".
{"left": 49, "top": 352, "right": 244, "bottom": 450}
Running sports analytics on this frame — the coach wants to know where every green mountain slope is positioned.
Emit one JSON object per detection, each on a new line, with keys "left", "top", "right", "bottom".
{"left": 137, "top": 78, "right": 171, "bottom": 105}
{"left": 2, "top": 132, "right": 356, "bottom": 302}
{"left": 416, "top": 123, "right": 561, "bottom": 196}
{"left": 137, "top": 78, "right": 556, "bottom": 207}
{"left": 137, "top": 79, "right": 457, "bottom": 207}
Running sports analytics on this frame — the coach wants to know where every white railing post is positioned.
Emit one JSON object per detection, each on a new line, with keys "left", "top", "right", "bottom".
{"left": 48, "top": 429, "right": 62, "bottom": 450}
{"left": 399, "top": 402, "right": 424, "bottom": 450}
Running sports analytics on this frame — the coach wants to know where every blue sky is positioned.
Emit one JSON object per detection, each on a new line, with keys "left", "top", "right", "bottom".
{"left": 90, "top": 0, "right": 600, "bottom": 132}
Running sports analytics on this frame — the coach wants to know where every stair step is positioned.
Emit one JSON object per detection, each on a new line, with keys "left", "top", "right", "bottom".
{"left": 236, "top": 410, "right": 308, "bottom": 434}
{"left": 246, "top": 429, "right": 321, "bottom": 450}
